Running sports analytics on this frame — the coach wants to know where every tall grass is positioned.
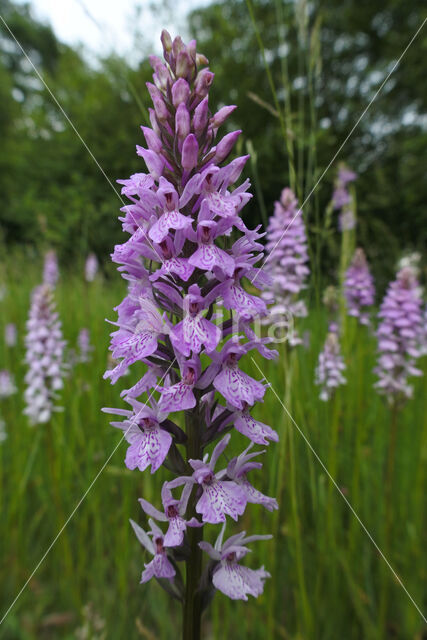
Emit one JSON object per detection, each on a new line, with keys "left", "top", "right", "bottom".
{"left": 0, "top": 251, "right": 425, "bottom": 639}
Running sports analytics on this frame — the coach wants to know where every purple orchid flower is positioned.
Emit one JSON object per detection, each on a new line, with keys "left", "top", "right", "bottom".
{"left": 170, "top": 284, "right": 222, "bottom": 356}
{"left": 139, "top": 482, "right": 203, "bottom": 547}
{"left": 168, "top": 435, "right": 247, "bottom": 524}
{"left": 103, "top": 400, "right": 172, "bottom": 473}
{"left": 199, "top": 525, "right": 271, "bottom": 600}
{"left": 130, "top": 518, "right": 176, "bottom": 583}
{"left": 232, "top": 402, "right": 279, "bottom": 445}
{"left": 227, "top": 445, "right": 278, "bottom": 511}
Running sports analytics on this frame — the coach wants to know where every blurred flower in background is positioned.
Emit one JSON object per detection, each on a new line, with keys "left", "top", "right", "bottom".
{"left": 315, "top": 331, "right": 347, "bottom": 401}
{"left": 85, "top": 253, "right": 99, "bottom": 282}
{"left": 0, "top": 370, "right": 17, "bottom": 398}
{"left": 5, "top": 323, "right": 17, "bottom": 347}
{"left": 43, "top": 250, "right": 59, "bottom": 288}
{"left": 344, "top": 248, "right": 375, "bottom": 325}
{"left": 77, "top": 328, "right": 94, "bottom": 363}
{"left": 24, "top": 284, "right": 66, "bottom": 424}
{"left": 374, "top": 266, "right": 423, "bottom": 401}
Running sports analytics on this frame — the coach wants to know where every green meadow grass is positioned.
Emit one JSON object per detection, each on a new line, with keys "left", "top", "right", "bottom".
{"left": 0, "top": 254, "right": 425, "bottom": 639}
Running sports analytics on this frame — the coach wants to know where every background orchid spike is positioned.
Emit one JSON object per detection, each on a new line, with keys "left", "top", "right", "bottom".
{"left": 344, "top": 248, "right": 375, "bottom": 325}
{"left": 374, "top": 266, "right": 423, "bottom": 401}
{"left": 0, "top": 370, "right": 17, "bottom": 398}
{"left": 332, "top": 164, "right": 357, "bottom": 232}
{"left": 77, "top": 328, "right": 94, "bottom": 363}
{"left": 315, "top": 330, "right": 347, "bottom": 402}
{"left": 5, "top": 323, "right": 17, "bottom": 347}
{"left": 43, "top": 250, "right": 59, "bottom": 287}
{"left": 85, "top": 253, "right": 99, "bottom": 282}
{"left": 262, "top": 187, "right": 309, "bottom": 346}
{"left": 103, "top": 29, "right": 278, "bottom": 636}
{"left": 24, "top": 284, "right": 66, "bottom": 424}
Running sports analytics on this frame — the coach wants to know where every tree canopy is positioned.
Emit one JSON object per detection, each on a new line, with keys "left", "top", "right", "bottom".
{"left": 1, "top": 0, "right": 426, "bottom": 283}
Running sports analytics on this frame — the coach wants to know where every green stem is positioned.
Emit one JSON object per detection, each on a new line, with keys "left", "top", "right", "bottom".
{"left": 378, "top": 403, "right": 399, "bottom": 635}
{"left": 182, "top": 409, "right": 203, "bottom": 640}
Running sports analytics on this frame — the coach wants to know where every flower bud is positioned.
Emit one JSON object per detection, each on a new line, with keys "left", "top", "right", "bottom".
{"left": 172, "top": 78, "right": 190, "bottom": 108}
{"left": 176, "top": 50, "right": 193, "bottom": 79}
{"left": 148, "top": 109, "right": 160, "bottom": 136}
{"left": 149, "top": 56, "right": 169, "bottom": 92}
{"left": 193, "top": 97, "right": 209, "bottom": 136}
{"left": 181, "top": 134, "right": 198, "bottom": 171}
{"left": 175, "top": 103, "right": 190, "bottom": 146}
{"left": 213, "top": 130, "right": 241, "bottom": 164}
{"left": 196, "top": 53, "right": 209, "bottom": 66}
{"left": 194, "top": 69, "right": 214, "bottom": 102}
{"left": 136, "top": 147, "right": 165, "bottom": 179}
{"left": 172, "top": 35, "right": 185, "bottom": 59}
{"left": 211, "top": 105, "right": 237, "bottom": 130}
{"left": 161, "top": 29, "right": 172, "bottom": 55}
{"left": 146, "top": 83, "right": 169, "bottom": 123}
{"left": 187, "top": 39, "right": 197, "bottom": 61}
{"left": 141, "top": 126, "right": 162, "bottom": 154}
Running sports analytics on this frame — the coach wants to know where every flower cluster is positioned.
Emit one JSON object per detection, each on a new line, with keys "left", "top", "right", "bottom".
{"left": 85, "top": 253, "right": 99, "bottom": 282}
{"left": 315, "top": 329, "right": 347, "bottom": 401}
{"left": 43, "top": 250, "right": 59, "bottom": 287}
{"left": 344, "top": 248, "right": 375, "bottom": 325}
{"left": 374, "top": 267, "right": 423, "bottom": 401}
{"left": 262, "top": 187, "right": 309, "bottom": 345}
{"left": 24, "top": 284, "right": 66, "bottom": 424}
{"left": 103, "top": 30, "right": 277, "bottom": 605}
{"left": 332, "top": 165, "right": 357, "bottom": 231}
{"left": 0, "top": 370, "right": 17, "bottom": 398}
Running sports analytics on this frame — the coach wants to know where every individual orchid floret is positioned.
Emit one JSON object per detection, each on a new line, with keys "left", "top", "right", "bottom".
{"left": 211, "top": 341, "right": 266, "bottom": 410}
{"left": 227, "top": 445, "right": 278, "bottom": 511}
{"left": 170, "top": 284, "right": 221, "bottom": 356}
{"left": 104, "top": 298, "right": 169, "bottom": 384}
{"left": 43, "top": 250, "right": 59, "bottom": 287}
{"left": 374, "top": 267, "right": 423, "bottom": 401}
{"left": 5, "top": 323, "right": 17, "bottom": 347}
{"left": 85, "top": 253, "right": 99, "bottom": 282}
{"left": 231, "top": 402, "right": 278, "bottom": 446}
{"left": 0, "top": 370, "right": 17, "bottom": 398}
{"left": 344, "top": 248, "right": 375, "bottom": 325}
{"left": 103, "top": 400, "right": 172, "bottom": 473}
{"left": 315, "top": 331, "right": 347, "bottom": 401}
{"left": 139, "top": 482, "right": 202, "bottom": 547}
{"left": 130, "top": 518, "right": 176, "bottom": 583}
{"left": 158, "top": 357, "right": 200, "bottom": 414}
{"left": 261, "top": 187, "right": 310, "bottom": 345}
{"left": 168, "top": 435, "right": 247, "bottom": 524}
{"left": 24, "top": 284, "right": 66, "bottom": 424}
{"left": 199, "top": 525, "right": 271, "bottom": 600}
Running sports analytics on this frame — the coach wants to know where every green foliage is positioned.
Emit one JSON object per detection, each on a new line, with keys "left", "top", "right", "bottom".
{"left": 0, "top": 254, "right": 425, "bottom": 638}
{"left": 0, "top": 0, "right": 426, "bottom": 287}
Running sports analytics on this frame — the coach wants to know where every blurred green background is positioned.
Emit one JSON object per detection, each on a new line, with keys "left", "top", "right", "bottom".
{"left": 0, "top": 0, "right": 426, "bottom": 638}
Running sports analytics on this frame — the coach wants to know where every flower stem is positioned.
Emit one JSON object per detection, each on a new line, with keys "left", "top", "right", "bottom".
{"left": 183, "top": 409, "right": 203, "bottom": 640}
{"left": 378, "top": 402, "right": 399, "bottom": 635}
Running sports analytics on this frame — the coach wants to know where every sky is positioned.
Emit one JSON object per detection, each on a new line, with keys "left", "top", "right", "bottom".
{"left": 14, "top": 0, "right": 212, "bottom": 62}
